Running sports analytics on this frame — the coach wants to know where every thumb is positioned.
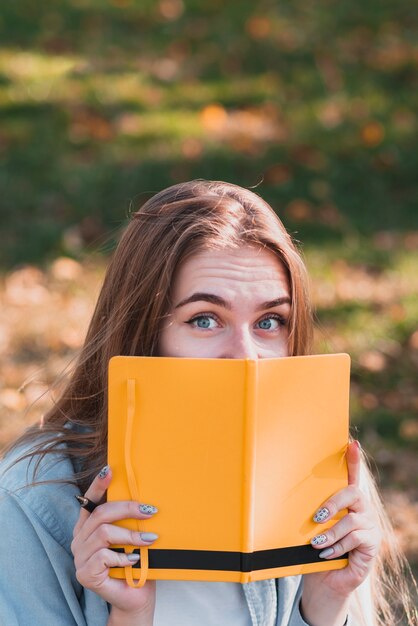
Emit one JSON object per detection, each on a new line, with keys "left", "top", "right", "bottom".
{"left": 346, "top": 440, "right": 361, "bottom": 487}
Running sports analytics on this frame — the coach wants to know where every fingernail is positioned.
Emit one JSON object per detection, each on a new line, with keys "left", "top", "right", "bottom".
{"left": 139, "top": 504, "right": 158, "bottom": 515}
{"left": 127, "top": 553, "right": 140, "bottom": 562}
{"left": 319, "top": 547, "right": 335, "bottom": 559}
{"left": 313, "top": 507, "right": 330, "bottom": 523}
{"left": 311, "top": 534, "right": 327, "bottom": 546}
{"left": 140, "top": 532, "right": 159, "bottom": 542}
{"left": 98, "top": 465, "right": 110, "bottom": 479}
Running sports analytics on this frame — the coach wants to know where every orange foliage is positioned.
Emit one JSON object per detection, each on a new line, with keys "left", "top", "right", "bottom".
{"left": 246, "top": 16, "right": 272, "bottom": 40}
{"left": 200, "top": 104, "right": 228, "bottom": 132}
{"left": 361, "top": 121, "right": 385, "bottom": 147}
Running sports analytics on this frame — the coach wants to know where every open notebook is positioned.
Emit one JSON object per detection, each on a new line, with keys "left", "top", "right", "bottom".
{"left": 107, "top": 354, "right": 350, "bottom": 587}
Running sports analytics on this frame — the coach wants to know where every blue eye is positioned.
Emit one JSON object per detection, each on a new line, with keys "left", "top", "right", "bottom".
{"left": 256, "top": 315, "right": 284, "bottom": 330}
{"left": 196, "top": 317, "right": 211, "bottom": 329}
{"left": 187, "top": 315, "right": 218, "bottom": 329}
{"left": 259, "top": 318, "right": 274, "bottom": 330}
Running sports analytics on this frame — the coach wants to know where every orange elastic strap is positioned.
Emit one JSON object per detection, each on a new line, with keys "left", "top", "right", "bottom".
{"left": 124, "top": 378, "right": 148, "bottom": 588}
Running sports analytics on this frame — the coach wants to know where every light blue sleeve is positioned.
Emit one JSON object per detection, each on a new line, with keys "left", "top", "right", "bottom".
{"left": 0, "top": 487, "right": 108, "bottom": 626}
{"left": 277, "top": 576, "right": 351, "bottom": 626}
{"left": 276, "top": 576, "right": 311, "bottom": 626}
{"left": 0, "top": 487, "right": 84, "bottom": 626}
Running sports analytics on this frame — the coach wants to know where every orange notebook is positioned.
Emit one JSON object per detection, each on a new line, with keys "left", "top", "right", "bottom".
{"left": 107, "top": 354, "right": 350, "bottom": 587}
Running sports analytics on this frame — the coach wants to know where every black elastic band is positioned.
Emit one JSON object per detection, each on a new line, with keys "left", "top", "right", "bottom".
{"left": 112, "top": 544, "right": 347, "bottom": 571}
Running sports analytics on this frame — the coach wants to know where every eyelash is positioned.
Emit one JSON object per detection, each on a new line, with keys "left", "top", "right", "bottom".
{"left": 259, "top": 313, "right": 287, "bottom": 327}
{"left": 185, "top": 312, "right": 287, "bottom": 328}
{"left": 185, "top": 312, "right": 221, "bottom": 327}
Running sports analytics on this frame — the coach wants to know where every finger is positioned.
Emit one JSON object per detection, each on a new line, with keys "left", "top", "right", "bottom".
{"left": 73, "top": 523, "right": 159, "bottom": 568}
{"left": 75, "top": 499, "right": 158, "bottom": 544}
{"left": 311, "top": 512, "right": 371, "bottom": 550}
{"left": 83, "top": 464, "right": 112, "bottom": 509}
{"left": 76, "top": 547, "right": 142, "bottom": 589}
{"left": 313, "top": 484, "right": 366, "bottom": 523}
{"left": 315, "top": 528, "right": 379, "bottom": 563}
{"left": 346, "top": 440, "right": 361, "bottom": 487}
{"left": 73, "top": 465, "right": 112, "bottom": 536}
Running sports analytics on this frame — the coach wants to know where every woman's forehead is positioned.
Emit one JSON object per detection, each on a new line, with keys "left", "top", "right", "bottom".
{"left": 173, "top": 246, "right": 289, "bottom": 296}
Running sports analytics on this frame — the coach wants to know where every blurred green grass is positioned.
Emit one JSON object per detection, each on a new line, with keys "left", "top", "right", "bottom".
{"left": 0, "top": 0, "right": 417, "bottom": 266}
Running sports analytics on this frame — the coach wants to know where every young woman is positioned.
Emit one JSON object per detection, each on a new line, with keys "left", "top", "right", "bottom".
{"left": 0, "top": 180, "right": 416, "bottom": 626}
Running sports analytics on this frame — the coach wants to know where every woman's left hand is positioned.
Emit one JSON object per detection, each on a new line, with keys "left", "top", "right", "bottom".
{"left": 301, "top": 441, "right": 382, "bottom": 623}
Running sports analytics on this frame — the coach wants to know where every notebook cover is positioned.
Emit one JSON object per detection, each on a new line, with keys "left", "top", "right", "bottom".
{"left": 107, "top": 354, "right": 350, "bottom": 584}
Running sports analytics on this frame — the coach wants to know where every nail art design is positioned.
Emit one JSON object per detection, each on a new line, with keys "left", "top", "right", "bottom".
{"left": 98, "top": 465, "right": 110, "bottom": 479}
{"left": 311, "top": 534, "right": 327, "bottom": 546}
{"left": 139, "top": 504, "right": 158, "bottom": 515}
{"left": 313, "top": 507, "right": 330, "bottom": 523}
{"left": 140, "top": 532, "right": 159, "bottom": 542}
{"left": 319, "top": 547, "right": 335, "bottom": 559}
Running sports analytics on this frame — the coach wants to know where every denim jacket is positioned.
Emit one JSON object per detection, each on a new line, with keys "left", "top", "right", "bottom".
{"left": 0, "top": 441, "right": 354, "bottom": 626}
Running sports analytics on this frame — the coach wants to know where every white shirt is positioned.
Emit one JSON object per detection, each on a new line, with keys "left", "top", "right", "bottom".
{"left": 154, "top": 581, "right": 253, "bottom": 626}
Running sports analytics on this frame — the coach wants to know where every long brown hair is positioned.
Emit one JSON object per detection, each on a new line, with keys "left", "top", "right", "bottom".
{"left": 2, "top": 180, "right": 417, "bottom": 624}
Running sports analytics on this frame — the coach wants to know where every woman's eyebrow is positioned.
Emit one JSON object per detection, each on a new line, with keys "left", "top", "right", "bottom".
{"left": 174, "top": 293, "right": 291, "bottom": 310}
{"left": 175, "top": 293, "right": 231, "bottom": 309}
{"left": 256, "top": 297, "right": 291, "bottom": 310}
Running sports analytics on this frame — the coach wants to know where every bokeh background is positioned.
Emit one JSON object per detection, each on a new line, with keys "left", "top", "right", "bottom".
{"left": 1, "top": 0, "right": 417, "bottom": 595}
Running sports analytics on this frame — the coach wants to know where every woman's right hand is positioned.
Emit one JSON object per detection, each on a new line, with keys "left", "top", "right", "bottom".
{"left": 71, "top": 466, "right": 157, "bottom": 624}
